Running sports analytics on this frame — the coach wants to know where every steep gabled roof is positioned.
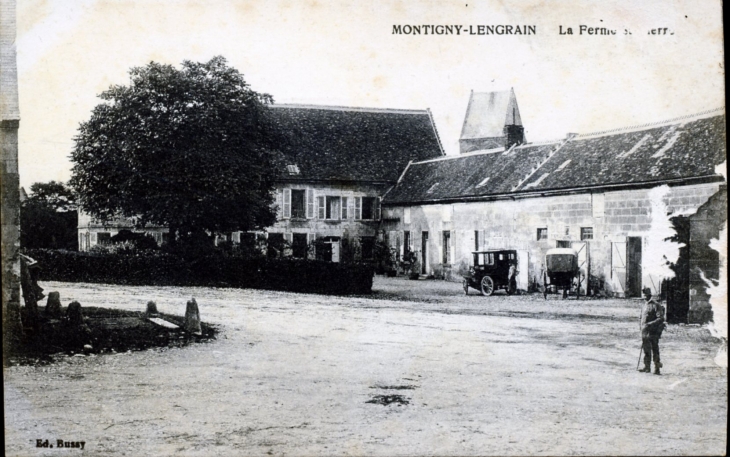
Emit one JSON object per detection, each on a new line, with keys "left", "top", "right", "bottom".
{"left": 460, "top": 88, "right": 522, "bottom": 140}
{"left": 384, "top": 110, "right": 726, "bottom": 205}
{"left": 267, "top": 104, "right": 444, "bottom": 182}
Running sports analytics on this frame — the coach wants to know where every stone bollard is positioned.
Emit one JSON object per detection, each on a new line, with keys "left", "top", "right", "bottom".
{"left": 184, "top": 298, "right": 202, "bottom": 335}
{"left": 45, "top": 292, "right": 62, "bottom": 318}
{"left": 145, "top": 301, "right": 159, "bottom": 317}
{"left": 66, "top": 301, "right": 84, "bottom": 326}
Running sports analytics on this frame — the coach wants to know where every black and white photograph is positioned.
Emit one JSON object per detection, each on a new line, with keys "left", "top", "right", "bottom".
{"left": 2, "top": 0, "right": 727, "bottom": 455}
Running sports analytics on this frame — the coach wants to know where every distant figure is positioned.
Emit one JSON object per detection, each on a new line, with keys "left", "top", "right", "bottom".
{"left": 639, "top": 288, "right": 666, "bottom": 375}
{"left": 508, "top": 262, "right": 517, "bottom": 294}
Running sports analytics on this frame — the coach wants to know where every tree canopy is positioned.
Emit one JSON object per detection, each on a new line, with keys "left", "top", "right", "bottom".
{"left": 70, "top": 56, "right": 278, "bottom": 239}
{"left": 21, "top": 181, "right": 78, "bottom": 250}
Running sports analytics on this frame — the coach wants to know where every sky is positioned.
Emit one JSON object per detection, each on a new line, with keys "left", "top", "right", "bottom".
{"left": 15, "top": 0, "right": 725, "bottom": 189}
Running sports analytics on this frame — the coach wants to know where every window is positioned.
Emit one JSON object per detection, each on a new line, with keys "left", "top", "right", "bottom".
{"left": 291, "top": 190, "right": 306, "bottom": 218}
{"left": 537, "top": 228, "right": 548, "bottom": 240}
{"left": 477, "top": 252, "right": 494, "bottom": 265}
{"left": 97, "top": 232, "right": 111, "bottom": 245}
{"left": 286, "top": 164, "right": 300, "bottom": 175}
{"left": 360, "top": 236, "right": 375, "bottom": 260}
{"left": 292, "top": 233, "right": 308, "bottom": 258}
{"left": 325, "top": 196, "right": 341, "bottom": 220}
{"left": 403, "top": 231, "right": 410, "bottom": 253}
{"left": 355, "top": 197, "right": 380, "bottom": 220}
{"left": 267, "top": 233, "right": 285, "bottom": 258}
{"left": 442, "top": 231, "right": 451, "bottom": 264}
{"left": 581, "top": 227, "right": 594, "bottom": 240}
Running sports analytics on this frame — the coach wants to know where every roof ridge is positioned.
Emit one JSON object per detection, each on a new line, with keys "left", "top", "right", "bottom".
{"left": 269, "top": 103, "right": 429, "bottom": 115}
{"left": 577, "top": 107, "right": 725, "bottom": 139}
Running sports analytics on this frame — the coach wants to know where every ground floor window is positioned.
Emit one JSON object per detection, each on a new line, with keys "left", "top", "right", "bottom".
{"left": 537, "top": 227, "right": 548, "bottom": 240}
{"left": 581, "top": 227, "right": 594, "bottom": 240}
{"left": 97, "top": 232, "right": 111, "bottom": 245}
{"left": 292, "top": 233, "right": 308, "bottom": 258}
{"left": 267, "top": 233, "right": 285, "bottom": 258}
{"left": 403, "top": 231, "right": 410, "bottom": 253}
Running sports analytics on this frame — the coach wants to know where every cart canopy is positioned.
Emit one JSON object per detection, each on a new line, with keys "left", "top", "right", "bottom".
{"left": 545, "top": 248, "right": 579, "bottom": 272}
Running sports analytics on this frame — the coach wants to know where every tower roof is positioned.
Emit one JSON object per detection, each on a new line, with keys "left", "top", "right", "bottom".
{"left": 460, "top": 88, "right": 522, "bottom": 141}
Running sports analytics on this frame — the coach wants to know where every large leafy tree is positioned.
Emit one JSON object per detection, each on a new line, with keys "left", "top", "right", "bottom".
{"left": 21, "top": 181, "right": 78, "bottom": 250}
{"left": 70, "top": 57, "right": 278, "bottom": 241}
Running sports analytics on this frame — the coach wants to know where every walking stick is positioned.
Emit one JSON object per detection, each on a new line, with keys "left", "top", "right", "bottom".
{"left": 637, "top": 343, "right": 644, "bottom": 370}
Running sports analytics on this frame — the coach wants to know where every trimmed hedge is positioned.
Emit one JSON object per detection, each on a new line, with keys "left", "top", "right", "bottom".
{"left": 24, "top": 249, "right": 374, "bottom": 295}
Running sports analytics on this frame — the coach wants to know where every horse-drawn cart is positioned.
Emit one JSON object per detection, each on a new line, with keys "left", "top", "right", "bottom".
{"left": 543, "top": 248, "right": 583, "bottom": 299}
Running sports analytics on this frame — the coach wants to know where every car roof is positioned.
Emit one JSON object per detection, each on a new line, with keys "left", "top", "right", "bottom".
{"left": 471, "top": 249, "right": 516, "bottom": 254}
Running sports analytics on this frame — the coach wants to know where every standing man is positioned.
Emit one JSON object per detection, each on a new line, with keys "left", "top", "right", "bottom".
{"left": 639, "top": 287, "right": 666, "bottom": 374}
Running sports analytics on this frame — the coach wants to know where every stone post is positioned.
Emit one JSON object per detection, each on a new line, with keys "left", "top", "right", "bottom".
{"left": 184, "top": 298, "right": 202, "bottom": 335}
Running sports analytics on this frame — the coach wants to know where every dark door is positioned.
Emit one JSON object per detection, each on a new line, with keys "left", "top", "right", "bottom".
{"left": 627, "top": 236, "right": 642, "bottom": 297}
{"left": 421, "top": 231, "right": 429, "bottom": 274}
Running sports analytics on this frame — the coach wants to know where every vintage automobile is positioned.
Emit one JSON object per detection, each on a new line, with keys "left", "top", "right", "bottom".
{"left": 463, "top": 249, "right": 518, "bottom": 296}
{"left": 543, "top": 248, "right": 583, "bottom": 299}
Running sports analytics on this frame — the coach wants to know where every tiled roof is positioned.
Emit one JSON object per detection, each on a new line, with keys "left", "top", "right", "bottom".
{"left": 384, "top": 111, "right": 726, "bottom": 204}
{"left": 460, "top": 89, "right": 522, "bottom": 140}
{"left": 267, "top": 104, "right": 444, "bottom": 182}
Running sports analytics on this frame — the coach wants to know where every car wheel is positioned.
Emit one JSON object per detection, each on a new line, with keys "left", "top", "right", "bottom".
{"left": 463, "top": 279, "right": 469, "bottom": 295}
{"left": 480, "top": 276, "right": 494, "bottom": 296}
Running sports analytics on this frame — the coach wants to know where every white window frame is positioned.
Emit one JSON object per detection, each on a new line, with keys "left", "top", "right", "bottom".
{"left": 354, "top": 197, "right": 362, "bottom": 220}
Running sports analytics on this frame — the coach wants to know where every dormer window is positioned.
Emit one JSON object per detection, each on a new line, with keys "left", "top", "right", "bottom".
{"left": 287, "top": 164, "right": 300, "bottom": 175}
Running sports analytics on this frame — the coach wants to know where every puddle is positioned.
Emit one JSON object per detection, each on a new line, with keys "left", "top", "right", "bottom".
{"left": 366, "top": 394, "right": 410, "bottom": 406}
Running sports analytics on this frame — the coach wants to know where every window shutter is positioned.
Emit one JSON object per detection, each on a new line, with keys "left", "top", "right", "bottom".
{"left": 317, "top": 196, "right": 325, "bottom": 219}
{"left": 376, "top": 198, "right": 381, "bottom": 220}
{"left": 341, "top": 197, "right": 348, "bottom": 220}
{"left": 355, "top": 197, "right": 362, "bottom": 220}
{"left": 399, "top": 231, "right": 404, "bottom": 257}
{"left": 283, "top": 189, "right": 291, "bottom": 219}
{"left": 449, "top": 230, "right": 456, "bottom": 265}
{"left": 306, "top": 189, "right": 314, "bottom": 219}
{"left": 479, "top": 230, "right": 485, "bottom": 250}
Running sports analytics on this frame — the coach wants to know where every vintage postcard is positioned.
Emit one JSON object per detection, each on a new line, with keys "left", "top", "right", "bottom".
{"left": 2, "top": 0, "right": 726, "bottom": 455}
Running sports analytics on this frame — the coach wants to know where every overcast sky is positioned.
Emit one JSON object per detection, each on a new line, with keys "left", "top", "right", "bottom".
{"left": 16, "top": 0, "right": 725, "bottom": 189}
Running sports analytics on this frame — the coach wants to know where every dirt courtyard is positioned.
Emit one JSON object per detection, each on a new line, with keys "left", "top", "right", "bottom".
{"left": 4, "top": 277, "right": 727, "bottom": 456}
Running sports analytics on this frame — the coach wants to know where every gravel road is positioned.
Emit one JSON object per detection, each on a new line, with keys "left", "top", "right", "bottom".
{"left": 4, "top": 277, "right": 727, "bottom": 456}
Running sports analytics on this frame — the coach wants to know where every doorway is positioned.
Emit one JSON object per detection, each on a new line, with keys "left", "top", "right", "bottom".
{"left": 421, "top": 231, "right": 429, "bottom": 274}
{"left": 627, "top": 236, "right": 642, "bottom": 297}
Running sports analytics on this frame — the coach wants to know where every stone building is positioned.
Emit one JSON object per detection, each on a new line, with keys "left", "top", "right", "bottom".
{"left": 2, "top": 0, "right": 22, "bottom": 341}
{"left": 79, "top": 103, "right": 445, "bottom": 258}
{"left": 381, "top": 104, "right": 726, "bottom": 322}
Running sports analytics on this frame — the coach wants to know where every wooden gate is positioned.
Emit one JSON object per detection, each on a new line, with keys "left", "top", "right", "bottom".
{"left": 611, "top": 241, "right": 627, "bottom": 297}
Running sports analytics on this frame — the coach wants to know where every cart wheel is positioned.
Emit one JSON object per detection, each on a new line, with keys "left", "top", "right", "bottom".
{"left": 463, "top": 279, "right": 469, "bottom": 295}
{"left": 480, "top": 276, "right": 495, "bottom": 296}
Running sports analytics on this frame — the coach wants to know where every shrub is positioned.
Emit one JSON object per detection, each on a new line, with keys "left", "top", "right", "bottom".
{"left": 23, "top": 249, "right": 374, "bottom": 295}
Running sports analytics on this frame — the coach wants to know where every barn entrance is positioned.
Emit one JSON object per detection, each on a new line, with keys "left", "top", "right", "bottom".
{"left": 611, "top": 237, "right": 643, "bottom": 297}
{"left": 627, "top": 237, "right": 643, "bottom": 297}
{"left": 665, "top": 216, "right": 690, "bottom": 323}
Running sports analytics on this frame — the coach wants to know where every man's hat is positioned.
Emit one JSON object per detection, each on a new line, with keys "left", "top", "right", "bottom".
{"left": 642, "top": 287, "right": 652, "bottom": 295}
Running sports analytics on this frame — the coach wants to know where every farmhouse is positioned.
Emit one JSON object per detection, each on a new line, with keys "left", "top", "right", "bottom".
{"left": 381, "top": 91, "right": 726, "bottom": 323}
{"left": 78, "top": 103, "right": 445, "bottom": 260}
